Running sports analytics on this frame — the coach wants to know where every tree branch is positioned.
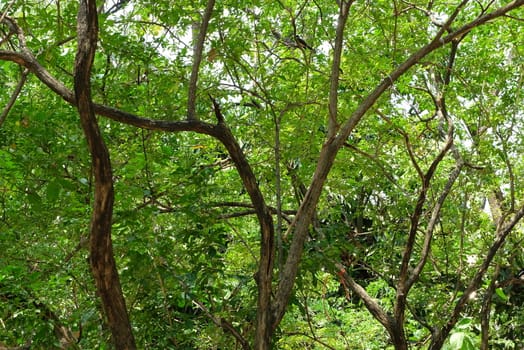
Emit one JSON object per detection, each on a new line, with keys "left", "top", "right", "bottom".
{"left": 0, "top": 67, "right": 28, "bottom": 127}
{"left": 2, "top": 14, "right": 276, "bottom": 346}
{"left": 327, "top": 0, "right": 353, "bottom": 136}
{"left": 270, "top": 0, "right": 524, "bottom": 332}
{"left": 407, "top": 145, "right": 463, "bottom": 291}
{"left": 404, "top": 33, "right": 465, "bottom": 292}
{"left": 429, "top": 203, "right": 524, "bottom": 349}
{"left": 192, "top": 300, "right": 250, "bottom": 350}
{"left": 335, "top": 0, "right": 524, "bottom": 147}
{"left": 211, "top": 201, "right": 295, "bottom": 223}
{"left": 335, "top": 263, "right": 396, "bottom": 335}
{"left": 187, "top": 0, "right": 215, "bottom": 120}
{"left": 480, "top": 264, "right": 500, "bottom": 350}
{"left": 2, "top": 0, "right": 521, "bottom": 134}
{"left": 210, "top": 122, "right": 275, "bottom": 350}
{"left": 0, "top": 0, "right": 16, "bottom": 25}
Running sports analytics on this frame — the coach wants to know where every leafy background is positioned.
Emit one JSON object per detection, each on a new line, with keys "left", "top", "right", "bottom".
{"left": 1, "top": 0, "right": 523, "bottom": 349}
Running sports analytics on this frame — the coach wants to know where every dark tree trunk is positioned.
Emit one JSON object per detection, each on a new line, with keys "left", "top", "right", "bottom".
{"left": 74, "top": 0, "right": 136, "bottom": 348}
{"left": 390, "top": 328, "right": 409, "bottom": 350}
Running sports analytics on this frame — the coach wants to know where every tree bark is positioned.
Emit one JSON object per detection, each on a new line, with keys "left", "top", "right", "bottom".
{"left": 209, "top": 101, "right": 275, "bottom": 349}
{"left": 74, "top": 0, "right": 136, "bottom": 348}
{"left": 187, "top": 0, "right": 215, "bottom": 120}
{"left": 480, "top": 265, "right": 500, "bottom": 350}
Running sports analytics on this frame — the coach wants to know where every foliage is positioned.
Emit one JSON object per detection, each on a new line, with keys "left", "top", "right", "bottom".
{"left": 1, "top": 0, "right": 523, "bottom": 349}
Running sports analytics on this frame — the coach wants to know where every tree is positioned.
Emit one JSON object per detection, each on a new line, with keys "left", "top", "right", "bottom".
{"left": 1, "top": 0, "right": 523, "bottom": 349}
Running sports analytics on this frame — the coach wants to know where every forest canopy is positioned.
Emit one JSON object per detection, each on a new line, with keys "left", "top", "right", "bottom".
{"left": 0, "top": 0, "right": 523, "bottom": 349}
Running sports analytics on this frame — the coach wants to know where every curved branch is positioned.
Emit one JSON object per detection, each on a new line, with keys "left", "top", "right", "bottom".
{"left": 407, "top": 146, "right": 463, "bottom": 291}
{"left": 376, "top": 110, "right": 424, "bottom": 179}
{"left": 396, "top": 119, "right": 454, "bottom": 288}
{"left": 1, "top": 22, "right": 275, "bottom": 348}
{"left": 209, "top": 109, "right": 275, "bottom": 349}
{"left": 74, "top": 0, "right": 136, "bottom": 348}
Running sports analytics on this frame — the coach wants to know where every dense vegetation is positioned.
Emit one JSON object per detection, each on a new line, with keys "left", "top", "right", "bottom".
{"left": 1, "top": 0, "right": 523, "bottom": 349}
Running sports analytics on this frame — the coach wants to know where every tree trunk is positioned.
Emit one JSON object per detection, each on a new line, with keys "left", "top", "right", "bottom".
{"left": 74, "top": 0, "right": 136, "bottom": 348}
{"left": 390, "top": 327, "right": 409, "bottom": 350}
{"left": 480, "top": 266, "right": 499, "bottom": 350}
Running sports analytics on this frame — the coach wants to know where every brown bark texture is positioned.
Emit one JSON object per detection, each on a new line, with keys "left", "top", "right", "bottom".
{"left": 73, "top": 0, "right": 136, "bottom": 348}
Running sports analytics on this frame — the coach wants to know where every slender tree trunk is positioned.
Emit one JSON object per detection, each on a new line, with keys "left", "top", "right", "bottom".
{"left": 74, "top": 0, "right": 136, "bottom": 348}
{"left": 480, "top": 265, "right": 499, "bottom": 350}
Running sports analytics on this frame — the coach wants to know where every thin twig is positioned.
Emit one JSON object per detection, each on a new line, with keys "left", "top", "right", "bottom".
{"left": 191, "top": 300, "right": 250, "bottom": 350}
{"left": 0, "top": 68, "right": 29, "bottom": 127}
{"left": 0, "top": 0, "right": 16, "bottom": 24}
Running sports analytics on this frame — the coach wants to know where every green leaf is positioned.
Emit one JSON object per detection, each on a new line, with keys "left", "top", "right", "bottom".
{"left": 495, "top": 287, "right": 509, "bottom": 302}
{"left": 449, "top": 332, "right": 465, "bottom": 349}
{"left": 46, "top": 180, "right": 61, "bottom": 203}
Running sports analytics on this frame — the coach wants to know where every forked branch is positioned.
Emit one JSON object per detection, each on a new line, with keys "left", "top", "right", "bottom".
{"left": 271, "top": 0, "right": 524, "bottom": 334}
{"left": 429, "top": 203, "right": 524, "bottom": 349}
